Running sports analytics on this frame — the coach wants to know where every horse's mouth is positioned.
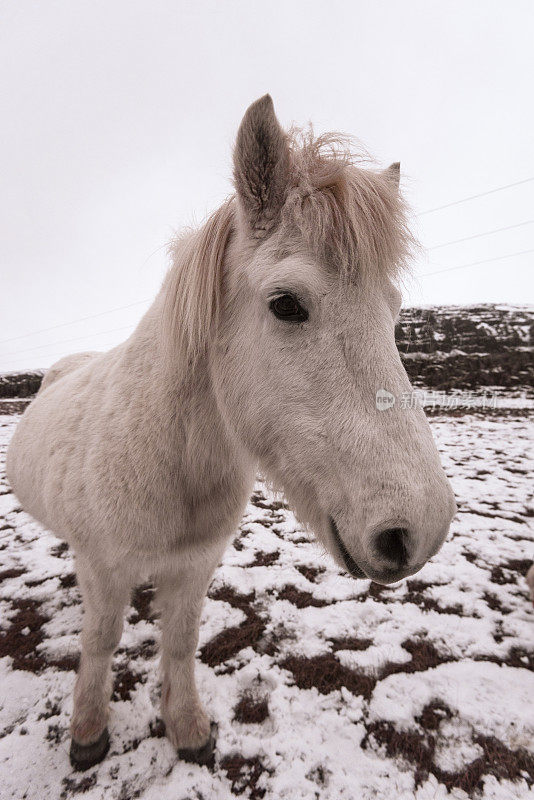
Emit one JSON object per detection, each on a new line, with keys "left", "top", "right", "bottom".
{"left": 329, "top": 517, "right": 366, "bottom": 578}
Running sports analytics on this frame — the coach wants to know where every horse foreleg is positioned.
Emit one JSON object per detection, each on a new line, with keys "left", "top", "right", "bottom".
{"left": 70, "top": 555, "right": 130, "bottom": 770}
{"left": 155, "top": 547, "right": 223, "bottom": 763}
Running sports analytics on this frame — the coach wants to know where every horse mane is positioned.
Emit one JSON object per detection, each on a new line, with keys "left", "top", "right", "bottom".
{"left": 162, "top": 127, "right": 415, "bottom": 362}
{"left": 281, "top": 127, "right": 415, "bottom": 282}
{"left": 162, "top": 198, "right": 236, "bottom": 363}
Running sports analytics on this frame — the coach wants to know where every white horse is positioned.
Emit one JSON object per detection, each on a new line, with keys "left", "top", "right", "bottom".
{"left": 7, "top": 95, "right": 456, "bottom": 770}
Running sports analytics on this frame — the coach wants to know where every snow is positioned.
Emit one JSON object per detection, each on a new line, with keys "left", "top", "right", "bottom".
{"left": 0, "top": 407, "right": 533, "bottom": 800}
{"left": 369, "top": 661, "right": 534, "bottom": 748}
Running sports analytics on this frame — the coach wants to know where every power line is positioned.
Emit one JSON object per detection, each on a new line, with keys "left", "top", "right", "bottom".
{"left": 417, "top": 177, "right": 534, "bottom": 216}
{"left": 0, "top": 240, "right": 167, "bottom": 346}
{"left": 428, "top": 220, "right": 534, "bottom": 250}
{"left": 5, "top": 247, "right": 530, "bottom": 356}
{"left": 420, "top": 248, "right": 534, "bottom": 277}
{"left": 0, "top": 324, "right": 136, "bottom": 359}
{"left": 0, "top": 298, "right": 151, "bottom": 346}
{"left": 2, "top": 178, "right": 534, "bottom": 350}
{"left": 1, "top": 248, "right": 532, "bottom": 366}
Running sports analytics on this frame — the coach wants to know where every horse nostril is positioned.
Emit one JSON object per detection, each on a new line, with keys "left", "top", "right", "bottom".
{"left": 374, "top": 527, "right": 410, "bottom": 567}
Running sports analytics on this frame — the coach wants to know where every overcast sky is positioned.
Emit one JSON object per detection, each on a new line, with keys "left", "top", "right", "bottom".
{"left": 1, "top": 0, "right": 533, "bottom": 371}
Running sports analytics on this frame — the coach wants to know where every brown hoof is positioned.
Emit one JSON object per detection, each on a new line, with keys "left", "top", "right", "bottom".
{"left": 69, "top": 727, "right": 110, "bottom": 771}
{"left": 177, "top": 722, "right": 217, "bottom": 767}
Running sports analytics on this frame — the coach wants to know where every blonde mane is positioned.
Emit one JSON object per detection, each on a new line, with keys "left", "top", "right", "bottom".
{"left": 162, "top": 198, "right": 236, "bottom": 362}
{"left": 162, "top": 128, "right": 415, "bottom": 361}
{"left": 282, "top": 127, "right": 415, "bottom": 281}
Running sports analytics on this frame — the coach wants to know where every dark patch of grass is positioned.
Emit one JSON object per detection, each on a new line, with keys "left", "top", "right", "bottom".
{"left": 330, "top": 636, "right": 372, "bottom": 652}
{"left": 306, "top": 764, "right": 328, "bottom": 786}
{"left": 148, "top": 718, "right": 166, "bottom": 738}
{"left": 24, "top": 577, "right": 49, "bottom": 587}
{"left": 59, "top": 572, "right": 77, "bottom": 589}
{"left": 281, "top": 653, "right": 376, "bottom": 699}
{"left": 415, "top": 700, "right": 453, "bottom": 730}
{"left": 0, "top": 399, "right": 31, "bottom": 414}
{"left": 490, "top": 566, "right": 515, "bottom": 585}
{"left": 295, "top": 564, "right": 326, "bottom": 583}
{"left": 129, "top": 583, "right": 154, "bottom": 624}
{"left": 380, "top": 638, "right": 453, "bottom": 681}
{"left": 234, "top": 692, "right": 269, "bottom": 724}
{"left": 250, "top": 491, "right": 288, "bottom": 512}
{"left": 112, "top": 664, "right": 146, "bottom": 701}
{"left": 208, "top": 585, "right": 255, "bottom": 612}
{"left": 475, "top": 735, "right": 534, "bottom": 785}
{"left": 0, "top": 598, "right": 48, "bottom": 672}
{"left": 367, "top": 582, "right": 389, "bottom": 600}
{"left": 38, "top": 700, "right": 61, "bottom": 720}
{"left": 46, "top": 723, "right": 66, "bottom": 745}
{"left": 220, "top": 754, "right": 270, "bottom": 799}
{"left": 483, "top": 591, "right": 512, "bottom": 614}
{"left": 434, "top": 735, "right": 534, "bottom": 794}
{"left": 0, "top": 567, "right": 25, "bottom": 582}
{"left": 504, "top": 558, "right": 532, "bottom": 576}
{"left": 281, "top": 636, "right": 452, "bottom": 701}
{"left": 250, "top": 550, "right": 279, "bottom": 567}
{"left": 364, "top": 712, "right": 534, "bottom": 792}
{"left": 50, "top": 541, "right": 69, "bottom": 557}
{"left": 0, "top": 372, "right": 43, "bottom": 398}
{"left": 276, "top": 585, "right": 328, "bottom": 608}
{"left": 200, "top": 616, "right": 265, "bottom": 670}
{"left": 119, "top": 638, "right": 158, "bottom": 660}
{"left": 475, "top": 646, "right": 534, "bottom": 671}
{"left": 404, "top": 580, "right": 463, "bottom": 615}
{"left": 201, "top": 586, "right": 265, "bottom": 669}
{"left": 370, "top": 575, "right": 466, "bottom": 616}
{"left": 255, "top": 623, "right": 294, "bottom": 658}
{"left": 61, "top": 773, "right": 97, "bottom": 797}
{"left": 363, "top": 720, "right": 434, "bottom": 787}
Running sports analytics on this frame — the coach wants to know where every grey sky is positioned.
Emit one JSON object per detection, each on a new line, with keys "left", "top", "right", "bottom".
{"left": 1, "top": 0, "right": 533, "bottom": 371}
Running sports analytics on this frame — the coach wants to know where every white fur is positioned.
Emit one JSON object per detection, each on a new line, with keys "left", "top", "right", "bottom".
{"left": 7, "top": 95, "right": 455, "bottom": 753}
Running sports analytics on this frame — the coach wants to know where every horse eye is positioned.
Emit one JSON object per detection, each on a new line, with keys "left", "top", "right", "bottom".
{"left": 269, "top": 294, "right": 308, "bottom": 322}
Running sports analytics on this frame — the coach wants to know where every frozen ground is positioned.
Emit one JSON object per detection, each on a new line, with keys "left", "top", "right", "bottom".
{"left": 0, "top": 407, "right": 533, "bottom": 800}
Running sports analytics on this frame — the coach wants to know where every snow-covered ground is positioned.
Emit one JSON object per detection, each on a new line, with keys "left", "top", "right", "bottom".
{"left": 0, "top": 408, "right": 533, "bottom": 800}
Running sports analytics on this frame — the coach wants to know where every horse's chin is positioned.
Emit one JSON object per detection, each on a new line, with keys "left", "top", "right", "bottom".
{"left": 329, "top": 517, "right": 366, "bottom": 578}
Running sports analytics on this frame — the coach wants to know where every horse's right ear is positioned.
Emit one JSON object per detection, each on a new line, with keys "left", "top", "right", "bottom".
{"left": 233, "top": 94, "right": 291, "bottom": 239}
{"left": 384, "top": 161, "right": 401, "bottom": 190}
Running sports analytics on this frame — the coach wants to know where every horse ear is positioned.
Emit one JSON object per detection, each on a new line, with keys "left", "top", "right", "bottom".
{"left": 233, "top": 94, "right": 291, "bottom": 238}
{"left": 384, "top": 161, "right": 401, "bottom": 190}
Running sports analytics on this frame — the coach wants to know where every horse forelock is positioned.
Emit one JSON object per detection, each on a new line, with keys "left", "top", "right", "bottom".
{"left": 281, "top": 126, "right": 416, "bottom": 283}
{"left": 162, "top": 126, "right": 415, "bottom": 362}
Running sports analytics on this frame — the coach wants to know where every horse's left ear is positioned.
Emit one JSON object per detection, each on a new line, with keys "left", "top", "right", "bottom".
{"left": 233, "top": 94, "right": 291, "bottom": 239}
{"left": 384, "top": 161, "right": 400, "bottom": 190}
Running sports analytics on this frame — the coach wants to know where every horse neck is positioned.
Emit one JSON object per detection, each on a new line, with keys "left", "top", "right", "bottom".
{"left": 125, "top": 292, "right": 246, "bottom": 484}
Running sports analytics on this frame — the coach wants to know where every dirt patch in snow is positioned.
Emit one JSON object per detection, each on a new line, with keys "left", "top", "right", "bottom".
{"left": 220, "top": 754, "right": 271, "bottom": 800}
{"left": 0, "top": 597, "right": 48, "bottom": 672}
{"left": 281, "top": 653, "right": 377, "bottom": 699}
{"left": 363, "top": 717, "right": 534, "bottom": 795}
{"left": 201, "top": 587, "right": 265, "bottom": 670}
{"left": 234, "top": 692, "right": 270, "bottom": 724}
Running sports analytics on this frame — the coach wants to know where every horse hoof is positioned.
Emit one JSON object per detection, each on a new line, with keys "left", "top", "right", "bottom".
{"left": 69, "top": 727, "right": 110, "bottom": 771}
{"left": 177, "top": 722, "right": 217, "bottom": 766}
